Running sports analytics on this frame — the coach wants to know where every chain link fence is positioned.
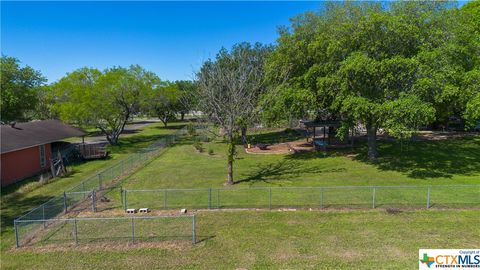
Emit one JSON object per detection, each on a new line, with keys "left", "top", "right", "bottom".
{"left": 123, "top": 185, "right": 480, "bottom": 210}
{"left": 14, "top": 126, "right": 187, "bottom": 248}
{"left": 14, "top": 215, "right": 195, "bottom": 247}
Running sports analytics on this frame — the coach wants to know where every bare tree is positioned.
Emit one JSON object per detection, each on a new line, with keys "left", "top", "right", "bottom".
{"left": 195, "top": 44, "right": 268, "bottom": 185}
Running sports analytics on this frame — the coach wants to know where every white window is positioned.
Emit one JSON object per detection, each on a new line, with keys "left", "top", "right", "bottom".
{"left": 39, "top": 145, "right": 46, "bottom": 168}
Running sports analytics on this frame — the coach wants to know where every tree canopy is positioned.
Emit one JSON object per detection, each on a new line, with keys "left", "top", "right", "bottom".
{"left": 196, "top": 42, "right": 271, "bottom": 185}
{"left": 53, "top": 65, "right": 159, "bottom": 145}
{"left": 262, "top": 2, "right": 479, "bottom": 158}
{"left": 0, "top": 56, "right": 46, "bottom": 122}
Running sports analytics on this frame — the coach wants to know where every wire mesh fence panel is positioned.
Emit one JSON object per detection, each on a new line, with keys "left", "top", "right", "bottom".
{"left": 134, "top": 216, "right": 193, "bottom": 242}
{"left": 217, "top": 188, "right": 270, "bottom": 208}
{"left": 271, "top": 187, "right": 321, "bottom": 208}
{"left": 375, "top": 187, "right": 428, "bottom": 208}
{"left": 322, "top": 187, "right": 373, "bottom": 208}
{"left": 43, "top": 197, "right": 67, "bottom": 219}
{"left": 430, "top": 186, "right": 480, "bottom": 208}
{"left": 95, "top": 186, "right": 123, "bottom": 211}
{"left": 124, "top": 190, "right": 166, "bottom": 210}
{"left": 16, "top": 216, "right": 195, "bottom": 247}
{"left": 15, "top": 220, "right": 42, "bottom": 247}
{"left": 165, "top": 189, "right": 210, "bottom": 209}
{"left": 123, "top": 185, "right": 480, "bottom": 211}
{"left": 36, "top": 219, "right": 74, "bottom": 245}
{"left": 76, "top": 218, "right": 132, "bottom": 244}
{"left": 65, "top": 191, "right": 92, "bottom": 212}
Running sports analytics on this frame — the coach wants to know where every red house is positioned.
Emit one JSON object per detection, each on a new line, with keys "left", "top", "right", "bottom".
{"left": 0, "top": 120, "right": 85, "bottom": 186}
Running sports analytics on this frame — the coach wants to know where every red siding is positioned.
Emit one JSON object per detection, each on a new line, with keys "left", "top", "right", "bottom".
{"left": 0, "top": 144, "right": 52, "bottom": 186}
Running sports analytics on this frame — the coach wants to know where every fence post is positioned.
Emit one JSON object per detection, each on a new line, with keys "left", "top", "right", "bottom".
{"left": 42, "top": 205, "right": 46, "bottom": 228}
{"left": 208, "top": 188, "right": 212, "bottom": 209}
{"left": 92, "top": 190, "right": 96, "bottom": 212}
{"left": 63, "top": 192, "right": 68, "bottom": 213}
{"left": 73, "top": 218, "right": 78, "bottom": 244}
{"left": 372, "top": 187, "right": 376, "bottom": 209}
{"left": 320, "top": 188, "right": 324, "bottom": 209}
{"left": 14, "top": 220, "right": 19, "bottom": 248}
{"left": 120, "top": 187, "right": 123, "bottom": 206}
{"left": 192, "top": 215, "right": 196, "bottom": 245}
{"left": 269, "top": 188, "right": 272, "bottom": 210}
{"left": 427, "top": 187, "right": 431, "bottom": 209}
{"left": 164, "top": 190, "right": 167, "bottom": 209}
{"left": 217, "top": 189, "right": 220, "bottom": 209}
{"left": 131, "top": 217, "right": 135, "bottom": 244}
{"left": 124, "top": 190, "right": 128, "bottom": 211}
{"left": 82, "top": 182, "right": 86, "bottom": 198}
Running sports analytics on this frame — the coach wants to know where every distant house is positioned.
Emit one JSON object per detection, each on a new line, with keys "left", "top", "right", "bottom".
{"left": 0, "top": 120, "right": 85, "bottom": 186}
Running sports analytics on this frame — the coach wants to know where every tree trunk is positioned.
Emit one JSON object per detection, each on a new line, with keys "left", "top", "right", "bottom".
{"left": 366, "top": 123, "right": 378, "bottom": 159}
{"left": 226, "top": 135, "right": 235, "bottom": 185}
{"left": 227, "top": 160, "right": 234, "bottom": 185}
{"left": 159, "top": 115, "right": 168, "bottom": 127}
{"left": 181, "top": 112, "right": 185, "bottom": 121}
{"left": 241, "top": 127, "right": 247, "bottom": 145}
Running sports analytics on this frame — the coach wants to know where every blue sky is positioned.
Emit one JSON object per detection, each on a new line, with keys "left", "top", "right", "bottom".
{"left": 1, "top": 1, "right": 323, "bottom": 83}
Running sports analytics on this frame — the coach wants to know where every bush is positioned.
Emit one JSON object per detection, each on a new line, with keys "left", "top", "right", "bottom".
{"left": 187, "top": 123, "right": 196, "bottom": 137}
{"left": 200, "top": 135, "right": 210, "bottom": 142}
{"left": 208, "top": 148, "right": 214, "bottom": 155}
{"left": 193, "top": 141, "right": 204, "bottom": 153}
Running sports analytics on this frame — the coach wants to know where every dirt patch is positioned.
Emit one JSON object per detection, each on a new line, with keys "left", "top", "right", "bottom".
{"left": 415, "top": 131, "right": 478, "bottom": 141}
{"left": 245, "top": 140, "right": 314, "bottom": 155}
{"left": 14, "top": 240, "right": 191, "bottom": 253}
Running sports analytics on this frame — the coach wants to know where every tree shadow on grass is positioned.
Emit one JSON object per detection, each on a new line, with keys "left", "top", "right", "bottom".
{"left": 235, "top": 160, "right": 346, "bottom": 186}
{"left": 355, "top": 137, "right": 480, "bottom": 179}
{"left": 282, "top": 136, "right": 480, "bottom": 180}
{"left": 246, "top": 129, "right": 305, "bottom": 144}
{"left": 1, "top": 194, "right": 56, "bottom": 232}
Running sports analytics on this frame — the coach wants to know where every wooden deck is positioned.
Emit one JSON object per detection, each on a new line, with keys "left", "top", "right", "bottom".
{"left": 78, "top": 144, "right": 108, "bottom": 159}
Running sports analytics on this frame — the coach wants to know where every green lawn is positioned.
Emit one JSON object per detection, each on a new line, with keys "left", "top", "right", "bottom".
{"left": 118, "top": 132, "right": 480, "bottom": 211}
{"left": 2, "top": 128, "right": 479, "bottom": 269}
{"left": 124, "top": 132, "right": 480, "bottom": 189}
{"left": 0, "top": 121, "right": 186, "bottom": 252}
{"left": 2, "top": 210, "right": 479, "bottom": 269}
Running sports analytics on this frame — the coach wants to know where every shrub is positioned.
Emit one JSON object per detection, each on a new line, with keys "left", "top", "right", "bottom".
{"left": 187, "top": 123, "right": 196, "bottom": 137}
{"left": 208, "top": 148, "right": 214, "bottom": 155}
{"left": 193, "top": 141, "right": 204, "bottom": 153}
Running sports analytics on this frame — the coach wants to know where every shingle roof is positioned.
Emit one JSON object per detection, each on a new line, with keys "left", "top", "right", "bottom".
{"left": 0, "top": 120, "right": 86, "bottom": 154}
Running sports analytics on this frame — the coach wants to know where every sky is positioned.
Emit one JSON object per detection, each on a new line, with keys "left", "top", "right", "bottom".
{"left": 1, "top": 1, "right": 324, "bottom": 83}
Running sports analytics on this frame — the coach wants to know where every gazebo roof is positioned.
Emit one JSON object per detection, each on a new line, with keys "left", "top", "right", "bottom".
{"left": 300, "top": 120, "right": 342, "bottom": 128}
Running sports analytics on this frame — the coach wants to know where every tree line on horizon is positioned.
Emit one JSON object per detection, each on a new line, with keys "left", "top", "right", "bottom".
{"left": 1, "top": 1, "right": 479, "bottom": 184}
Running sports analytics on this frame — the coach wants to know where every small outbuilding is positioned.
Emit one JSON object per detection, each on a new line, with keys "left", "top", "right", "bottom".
{"left": 0, "top": 120, "right": 85, "bottom": 186}
{"left": 299, "top": 119, "right": 352, "bottom": 149}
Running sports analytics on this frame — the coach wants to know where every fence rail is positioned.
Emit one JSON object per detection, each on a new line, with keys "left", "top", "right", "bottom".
{"left": 123, "top": 185, "right": 480, "bottom": 211}
{"left": 14, "top": 126, "right": 187, "bottom": 248}
{"left": 14, "top": 215, "right": 195, "bottom": 248}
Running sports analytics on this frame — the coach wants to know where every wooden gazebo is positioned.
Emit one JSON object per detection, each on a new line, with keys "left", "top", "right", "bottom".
{"left": 299, "top": 120, "right": 350, "bottom": 149}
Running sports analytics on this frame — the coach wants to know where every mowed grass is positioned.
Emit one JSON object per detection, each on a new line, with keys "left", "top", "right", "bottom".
{"left": 124, "top": 133, "right": 480, "bottom": 190}
{"left": 0, "top": 121, "right": 186, "bottom": 251}
{"left": 2, "top": 128, "right": 480, "bottom": 269}
{"left": 2, "top": 210, "right": 479, "bottom": 269}
{"left": 120, "top": 132, "right": 479, "bottom": 211}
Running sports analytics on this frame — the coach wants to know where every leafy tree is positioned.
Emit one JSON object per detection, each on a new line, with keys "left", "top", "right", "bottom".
{"left": 463, "top": 69, "right": 480, "bottom": 128}
{"left": 0, "top": 56, "right": 46, "bottom": 122}
{"left": 34, "top": 85, "right": 58, "bottom": 120}
{"left": 174, "top": 80, "right": 197, "bottom": 121}
{"left": 143, "top": 82, "right": 181, "bottom": 127}
{"left": 263, "top": 2, "right": 476, "bottom": 158}
{"left": 412, "top": 4, "right": 480, "bottom": 126}
{"left": 53, "top": 65, "right": 158, "bottom": 145}
{"left": 196, "top": 43, "right": 267, "bottom": 185}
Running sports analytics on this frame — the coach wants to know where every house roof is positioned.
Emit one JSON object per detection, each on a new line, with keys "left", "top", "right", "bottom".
{"left": 0, "top": 120, "right": 86, "bottom": 154}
